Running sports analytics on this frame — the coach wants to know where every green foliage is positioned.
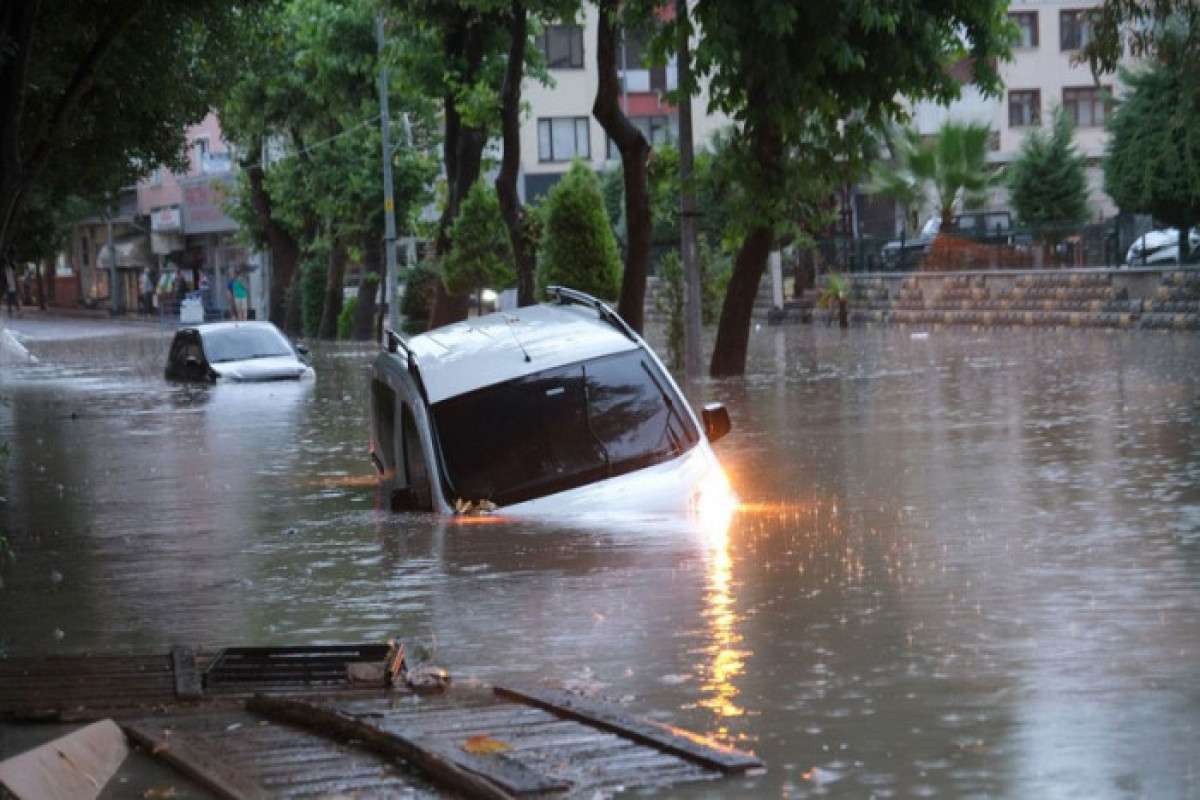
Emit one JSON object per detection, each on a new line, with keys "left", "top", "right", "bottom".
{"left": 683, "top": 0, "right": 1013, "bottom": 237}
{"left": 1082, "top": 1, "right": 1200, "bottom": 76}
{"left": 337, "top": 295, "right": 359, "bottom": 340}
{"left": 1008, "top": 108, "right": 1089, "bottom": 234}
{"left": 817, "top": 274, "right": 849, "bottom": 308}
{"left": 537, "top": 162, "right": 621, "bottom": 300}
{"left": 654, "top": 237, "right": 732, "bottom": 370}
{"left": 1105, "top": 52, "right": 1200, "bottom": 231}
{"left": 442, "top": 181, "right": 515, "bottom": 295}
{"left": 300, "top": 257, "right": 327, "bottom": 339}
{"left": 220, "top": 0, "right": 439, "bottom": 319}
{"left": 0, "top": 1, "right": 246, "bottom": 253}
{"left": 876, "top": 121, "right": 999, "bottom": 228}
{"left": 400, "top": 262, "right": 442, "bottom": 334}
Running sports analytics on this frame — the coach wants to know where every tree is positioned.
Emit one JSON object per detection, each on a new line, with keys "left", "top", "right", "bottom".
{"left": 1105, "top": 48, "right": 1200, "bottom": 262}
{"left": 868, "top": 124, "right": 929, "bottom": 234}
{"left": 442, "top": 180, "right": 515, "bottom": 295}
{"left": 221, "top": 0, "right": 438, "bottom": 335}
{"left": 1008, "top": 108, "right": 1089, "bottom": 236}
{"left": 593, "top": 0, "right": 653, "bottom": 333}
{"left": 1082, "top": 1, "right": 1200, "bottom": 75}
{"left": 684, "top": 1, "right": 1011, "bottom": 376}
{"left": 0, "top": 1, "right": 243, "bottom": 258}
{"left": 538, "top": 161, "right": 621, "bottom": 299}
{"left": 875, "top": 121, "right": 997, "bottom": 230}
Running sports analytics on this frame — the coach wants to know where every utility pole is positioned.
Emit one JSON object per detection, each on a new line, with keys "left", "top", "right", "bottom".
{"left": 376, "top": 14, "right": 399, "bottom": 336}
{"left": 676, "top": 0, "right": 702, "bottom": 380}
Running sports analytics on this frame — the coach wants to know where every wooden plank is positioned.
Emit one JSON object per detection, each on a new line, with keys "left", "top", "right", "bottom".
{"left": 247, "top": 694, "right": 569, "bottom": 799}
{"left": 121, "top": 722, "right": 271, "bottom": 800}
{"left": 171, "top": 645, "right": 203, "bottom": 700}
{"left": 493, "top": 686, "right": 763, "bottom": 775}
{"left": 0, "top": 719, "right": 129, "bottom": 800}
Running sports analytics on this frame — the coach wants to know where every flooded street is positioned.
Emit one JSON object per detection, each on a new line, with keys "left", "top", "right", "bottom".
{"left": 2, "top": 318, "right": 1199, "bottom": 798}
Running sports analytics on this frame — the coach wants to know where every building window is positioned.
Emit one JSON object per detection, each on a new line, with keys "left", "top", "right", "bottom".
{"left": 540, "top": 24, "right": 583, "bottom": 69}
{"left": 81, "top": 234, "right": 89, "bottom": 267}
{"left": 1060, "top": 9, "right": 1091, "bottom": 51}
{"left": 537, "top": 117, "right": 590, "bottom": 162}
{"left": 1008, "top": 89, "right": 1041, "bottom": 127}
{"left": 607, "top": 115, "right": 678, "bottom": 160}
{"left": 1011, "top": 11, "right": 1038, "bottom": 48}
{"left": 1063, "top": 86, "right": 1111, "bottom": 127}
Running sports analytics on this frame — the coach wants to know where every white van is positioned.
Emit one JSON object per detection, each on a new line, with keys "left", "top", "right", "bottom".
{"left": 368, "top": 287, "right": 733, "bottom": 516}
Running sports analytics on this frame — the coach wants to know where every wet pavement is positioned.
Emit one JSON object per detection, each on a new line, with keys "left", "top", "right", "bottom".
{"left": 1, "top": 314, "right": 1199, "bottom": 798}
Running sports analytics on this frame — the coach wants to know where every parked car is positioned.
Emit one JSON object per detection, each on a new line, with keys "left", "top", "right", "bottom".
{"left": 369, "top": 286, "right": 734, "bottom": 516}
{"left": 880, "top": 211, "right": 1014, "bottom": 269}
{"left": 165, "top": 321, "right": 313, "bottom": 382}
{"left": 1125, "top": 227, "right": 1200, "bottom": 266}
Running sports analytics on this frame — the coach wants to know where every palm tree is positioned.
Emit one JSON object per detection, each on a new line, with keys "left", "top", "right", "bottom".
{"left": 872, "top": 120, "right": 998, "bottom": 230}
{"left": 924, "top": 121, "right": 997, "bottom": 227}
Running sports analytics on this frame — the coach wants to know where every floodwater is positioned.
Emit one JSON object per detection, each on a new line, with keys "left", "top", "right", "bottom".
{"left": 2, "top": 317, "right": 1199, "bottom": 798}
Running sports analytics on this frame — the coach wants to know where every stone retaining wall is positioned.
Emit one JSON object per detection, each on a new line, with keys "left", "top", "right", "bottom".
{"left": 803, "top": 268, "right": 1200, "bottom": 331}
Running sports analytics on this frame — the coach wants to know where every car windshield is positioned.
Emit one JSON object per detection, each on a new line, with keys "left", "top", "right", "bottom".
{"left": 201, "top": 326, "right": 294, "bottom": 363}
{"left": 431, "top": 349, "right": 700, "bottom": 507}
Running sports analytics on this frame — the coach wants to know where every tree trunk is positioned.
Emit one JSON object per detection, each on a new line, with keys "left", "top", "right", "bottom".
{"left": 244, "top": 146, "right": 301, "bottom": 329}
{"left": 496, "top": 0, "right": 536, "bottom": 307}
{"left": 709, "top": 119, "right": 782, "bottom": 377}
{"left": 35, "top": 256, "right": 46, "bottom": 309}
{"left": 593, "top": 0, "right": 651, "bottom": 332}
{"left": 353, "top": 234, "right": 380, "bottom": 340}
{"left": 46, "top": 254, "right": 56, "bottom": 304}
{"left": 429, "top": 18, "right": 488, "bottom": 329}
{"left": 709, "top": 224, "right": 773, "bottom": 376}
{"left": 285, "top": 269, "right": 303, "bottom": 336}
{"left": 837, "top": 298, "right": 848, "bottom": 328}
{"left": 319, "top": 238, "right": 346, "bottom": 339}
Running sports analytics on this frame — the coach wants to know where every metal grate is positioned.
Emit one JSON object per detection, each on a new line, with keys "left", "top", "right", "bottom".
{"left": 203, "top": 644, "right": 392, "bottom": 689}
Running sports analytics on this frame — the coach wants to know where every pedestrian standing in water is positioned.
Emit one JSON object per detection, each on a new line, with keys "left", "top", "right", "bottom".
{"left": 231, "top": 270, "right": 249, "bottom": 321}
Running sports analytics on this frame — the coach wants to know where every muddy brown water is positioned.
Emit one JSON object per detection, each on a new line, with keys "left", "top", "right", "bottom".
{"left": 1, "top": 319, "right": 1198, "bottom": 798}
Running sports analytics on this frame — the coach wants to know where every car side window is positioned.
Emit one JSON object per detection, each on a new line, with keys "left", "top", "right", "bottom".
{"left": 397, "top": 404, "right": 432, "bottom": 511}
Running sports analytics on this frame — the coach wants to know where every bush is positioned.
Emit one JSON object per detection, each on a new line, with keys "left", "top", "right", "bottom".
{"left": 654, "top": 236, "right": 732, "bottom": 370}
{"left": 400, "top": 261, "right": 441, "bottom": 334}
{"left": 337, "top": 295, "right": 357, "bottom": 340}
{"left": 538, "top": 161, "right": 621, "bottom": 300}
{"left": 442, "top": 180, "right": 515, "bottom": 296}
{"left": 299, "top": 256, "right": 326, "bottom": 339}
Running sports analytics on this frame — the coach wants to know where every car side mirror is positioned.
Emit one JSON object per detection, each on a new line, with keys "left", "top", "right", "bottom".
{"left": 295, "top": 344, "right": 309, "bottom": 356}
{"left": 702, "top": 403, "right": 731, "bottom": 443}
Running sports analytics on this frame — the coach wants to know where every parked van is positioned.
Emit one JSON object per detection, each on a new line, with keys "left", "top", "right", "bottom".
{"left": 368, "top": 287, "right": 733, "bottom": 516}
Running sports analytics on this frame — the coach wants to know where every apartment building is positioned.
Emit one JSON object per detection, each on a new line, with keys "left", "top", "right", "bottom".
{"left": 910, "top": 0, "right": 1122, "bottom": 222}
{"left": 519, "top": 6, "right": 730, "bottom": 201}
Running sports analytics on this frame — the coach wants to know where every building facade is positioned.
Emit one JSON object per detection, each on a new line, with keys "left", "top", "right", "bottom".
{"left": 137, "top": 112, "right": 266, "bottom": 320}
{"left": 519, "top": 6, "right": 730, "bottom": 201}
{"left": 909, "top": 0, "right": 1122, "bottom": 224}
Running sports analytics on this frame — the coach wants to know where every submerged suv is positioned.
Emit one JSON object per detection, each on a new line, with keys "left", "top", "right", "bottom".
{"left": 368, "top": 287, "right": 733, "bottom": 515}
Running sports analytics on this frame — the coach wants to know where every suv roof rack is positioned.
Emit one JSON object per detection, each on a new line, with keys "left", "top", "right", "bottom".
{"left": 545, "top": 286, "right": 638, "bottom": 342}
{"left": 383, "top": 327, "right": 430, "bottom": 402}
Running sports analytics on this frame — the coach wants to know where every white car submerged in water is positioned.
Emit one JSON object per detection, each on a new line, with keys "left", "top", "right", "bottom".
{"left": 368, "top": 287, "right": 733, "bottom": 516}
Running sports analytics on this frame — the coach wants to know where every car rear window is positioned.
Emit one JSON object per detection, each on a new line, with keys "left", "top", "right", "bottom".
{"left": 431, "top": 350, "right": 698, "bottom": 506}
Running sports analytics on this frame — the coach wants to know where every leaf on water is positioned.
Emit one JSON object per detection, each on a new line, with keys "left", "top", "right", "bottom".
{"left": 463, "top": 735, "right": 511, "bottom": 755}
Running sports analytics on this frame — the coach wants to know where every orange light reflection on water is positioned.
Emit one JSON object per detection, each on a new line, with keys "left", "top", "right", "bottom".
{"left": 308, "top": 473, "right": 382, "bottom": 489}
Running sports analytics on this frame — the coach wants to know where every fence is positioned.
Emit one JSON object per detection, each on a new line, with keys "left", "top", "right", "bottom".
{"left": 803, "top": 221, "right": 1153, "bottom": 277}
